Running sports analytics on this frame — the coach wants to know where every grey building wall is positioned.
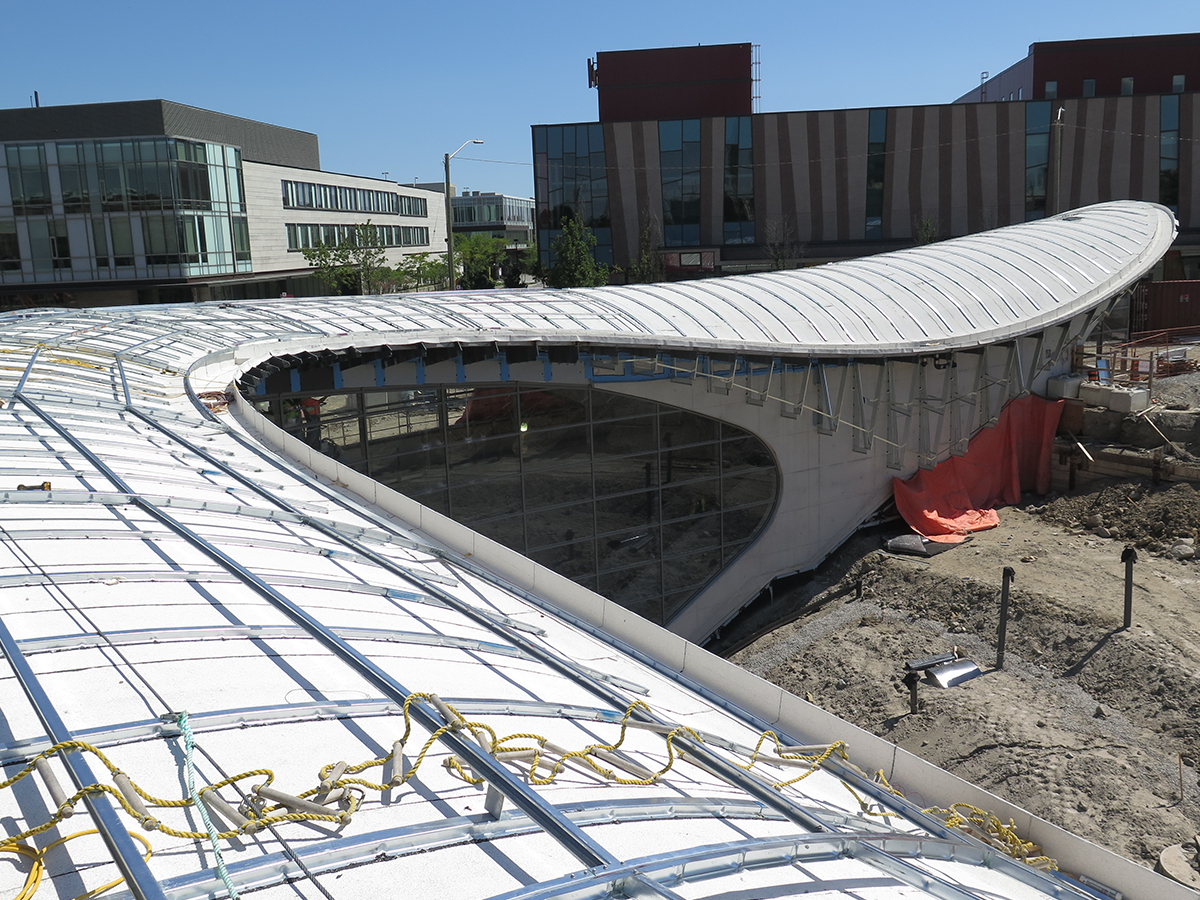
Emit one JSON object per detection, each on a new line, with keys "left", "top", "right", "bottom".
{"left": 0, "top": 100, "right": 319, "bottom": 169}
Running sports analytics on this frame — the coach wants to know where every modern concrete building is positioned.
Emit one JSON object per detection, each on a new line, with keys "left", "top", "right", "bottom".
{"left": 0, "top": 99, "right": 446, "bottom": 308}
{"left": 0, "top": 199, "right": 1187, "bottom": 900}
{"left": 533, "top": 36, "right": 1199, "bottom": 281}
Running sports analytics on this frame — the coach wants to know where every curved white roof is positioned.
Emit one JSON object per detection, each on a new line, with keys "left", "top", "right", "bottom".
{"left": 0, "top": 201, "right": 1186, "bottom": 900}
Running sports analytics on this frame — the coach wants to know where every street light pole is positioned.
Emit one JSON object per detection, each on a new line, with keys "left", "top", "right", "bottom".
{"left": 444, "top": 139, "right": 483, "bottom": 289}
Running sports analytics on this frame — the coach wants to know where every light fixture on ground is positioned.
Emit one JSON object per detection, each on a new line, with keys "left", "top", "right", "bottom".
{"left": 444, "top": 139, "right": 483, "bottom": 288}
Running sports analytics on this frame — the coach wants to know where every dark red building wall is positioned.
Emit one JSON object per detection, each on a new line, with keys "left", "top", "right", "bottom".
{"left": 1031, "top": 32, "right": 1200, "bottom": 99}
{"left": 596, "top": 44, "right": 753, "bottom": 122}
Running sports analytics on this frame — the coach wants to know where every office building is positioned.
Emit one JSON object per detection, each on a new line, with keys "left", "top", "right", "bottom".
{"left": 0, "top": 99, "right": 446, "bottom": 307}
{"left": 533, "top": 36, "right": 1198, "bottom": 280}
{"left": 452, "top": 191, "right": 535, "bottom": 246}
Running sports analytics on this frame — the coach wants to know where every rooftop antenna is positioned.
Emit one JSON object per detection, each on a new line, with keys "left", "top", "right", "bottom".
{"left": 33, "top": 91, "right": 40, "bottom": 108}
{"left": 980, "top": 71, "right": 989, "bottom": 103}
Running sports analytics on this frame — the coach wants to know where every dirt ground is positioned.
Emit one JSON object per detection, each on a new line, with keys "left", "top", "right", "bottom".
{"left": 731, "top": 477, "right": 1200, "bottom": 874}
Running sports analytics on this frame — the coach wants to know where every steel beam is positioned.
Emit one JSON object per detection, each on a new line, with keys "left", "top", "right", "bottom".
{"left": 0, "top": 615, "right": 167, "bottom": 900}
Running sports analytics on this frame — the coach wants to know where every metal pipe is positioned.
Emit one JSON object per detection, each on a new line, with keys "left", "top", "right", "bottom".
{"left": 0, "top": 615, "right": 167, "bottom": 900}
{"left": 1122, "top": 546, "right": 1138, "bottom": 629}
{"left": 997, "top": 565, "right": 1015, "bottom": 668}
{"left": 33, "top": 756, "right": 73, "bottom": 816}
{"left": 199, "top": 787, "right": 256, "bottom": 834}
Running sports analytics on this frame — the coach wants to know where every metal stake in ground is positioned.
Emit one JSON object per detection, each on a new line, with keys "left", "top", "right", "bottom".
{"left": 996, "top": 566, "right": 1015, "bottom": 669}
{"left": 1121, "top": 546, "right": 1138, "bottom": 629}
{"left": 902, "top": 670, "right": 921, "bottom": 715}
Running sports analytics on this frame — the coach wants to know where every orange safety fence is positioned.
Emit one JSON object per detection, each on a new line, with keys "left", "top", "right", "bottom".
{"left": 892, "top": 395, "right": 1063, "bottom": 543}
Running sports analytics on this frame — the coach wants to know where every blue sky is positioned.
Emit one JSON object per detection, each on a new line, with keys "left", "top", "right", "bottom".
{"left": 3, "top": 0, "right": 1197, "bottom": 198}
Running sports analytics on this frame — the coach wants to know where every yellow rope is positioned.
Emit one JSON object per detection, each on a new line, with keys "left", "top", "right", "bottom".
{"left": 0, "top": 692, "right": 1055, "bottom": 888}
{"left": 0, "top": 830, "right": 153, "bottom": 900}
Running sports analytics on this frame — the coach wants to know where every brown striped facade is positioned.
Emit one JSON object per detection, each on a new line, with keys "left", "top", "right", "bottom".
{"left": 555, "top": 94, "right": 1199, "bottom": 272}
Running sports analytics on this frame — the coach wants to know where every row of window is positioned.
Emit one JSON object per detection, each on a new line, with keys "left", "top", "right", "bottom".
{"left": 285, "top": 222, "right": 429, "bottom": 251}
{"left": 0, "top": 213, "right": 251, "bottom": 273}
{"left": 281, "top": 180, "right": 427, "bottom": 217}
{"left": 5, "top": 139, "right": 244, "bottom": 216}
{"left": 1045, "top": 75, "right": 1185, "bottom": 99}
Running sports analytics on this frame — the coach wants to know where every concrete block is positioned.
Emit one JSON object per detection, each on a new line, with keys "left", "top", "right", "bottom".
{"left": 1078, "top": 383, "right": 1150, "bottom": 413}
{"left": 1045, "top": 373, "right": 1083, "bottom": 399}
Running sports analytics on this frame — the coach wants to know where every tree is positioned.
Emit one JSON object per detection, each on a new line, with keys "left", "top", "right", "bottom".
{"left": 912, "top": 214, "right": 941, "bottom": 246}
{"left": 301, "top": 221, "right": 392, "bottom": 295}
{"left": 624, "top": 217, "right": 665, "bottom": 284}
{"left": 761, "top": 216, "right": 806, "bottom": 272}
{"left": 456, "top": 233, "right": 507, "bottom": 290}
{"left": 394, "top": 252, "right": 450, "bottom": 292}
{"left": 547, "top": 216, "right": 609, "bottom": 288}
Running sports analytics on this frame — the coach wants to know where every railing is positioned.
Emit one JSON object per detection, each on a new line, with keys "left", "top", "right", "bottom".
{"left": 1072, "top": 333, "right": 1200, "bottom": 399}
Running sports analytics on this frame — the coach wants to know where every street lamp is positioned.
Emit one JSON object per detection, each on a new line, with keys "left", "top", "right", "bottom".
{"left": 444, "top": 139, "right": 483, "bottom": 289}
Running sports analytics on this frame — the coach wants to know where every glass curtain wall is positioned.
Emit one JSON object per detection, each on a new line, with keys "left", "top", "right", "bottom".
{"left": 865, "top": 109, "right": 887, "bottom": 240}
{"left": 259, "top": 383, "right": 778, "bottom": 626}
{"left": 533, "top": 124, "right": 612, "bottom": 268}
{"left": 1, "top": 138, "right": 250, "bottom": 284}
{"left": 723, "top": 116, "right": 755, "bottom": 244}
{"left": 1024, "top": 101, "right": 1051, "bottom": 221}
{"left": 1161, "top": 94, "right": 1180, "bottom": 212}
{"left": 660, "top": 120, "right": 701, "bottom": 247}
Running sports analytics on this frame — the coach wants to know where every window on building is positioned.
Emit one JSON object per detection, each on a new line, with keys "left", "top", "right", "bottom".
{"left": 1044, "top": 81, "right": 1058, "bottom": 99}
{"left": 1161, "top": 94, "right": 1180, "bottom": 211}
{"left": 1083, "top": 79, "right": 1096, "bottom": 98}
{"left": 1173, "top": 75, "right": 1186, "bottom": 93}
{"left": 1018, "top": 87, "right": 1023, "bottom": 100}
{"left": 92, "top": 219, "right": 109, "bottom": 268}
{"left": 865, "top": 108, "right": 887, "bottom": 240}
{"left": 1025, "top": 101, "right": 1051, "bottom": 221}
{"left": 27, "top": 219, "right": 71, "bottom": 270}
{"left": 143, "top": 215, "right": 181, "bottom": 265}
{"left": 1121, "top": 77, "right": 1134, "bottom": 96}
{"left": 5, "top": 144, "right": 51, "bottom": 215}
{"left": 109, "top": 218, "right": 134, "bottom": 267}
{"left": 56, "top": 143, "right": 93, "bottom": 213}
{"left": 660, "top": 119, "right": 701, "bottom": 247}
{"left": 0, "top": 221, "right": 20, "bottom": 271}
{"left": 723, "top": 116, "right": 755, "bottom": 244}
{"left": 532, "top": 124, "right": 611, "bottom": 268}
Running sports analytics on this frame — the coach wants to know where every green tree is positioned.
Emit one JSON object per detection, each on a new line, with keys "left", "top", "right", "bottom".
{"left": 301, "top": 221, "right": 392, "bottom": 295}
{"left": 394, "top": 252, "right": 450, "bottom": 291}
{"left": 547, "top": 217, "right": 609, "bottom": 288}
{"left": 456, "top": 233, "right": 507, "bottom": 289}
{"left": 624, "top": 219, "right": 665, "bottom": 284}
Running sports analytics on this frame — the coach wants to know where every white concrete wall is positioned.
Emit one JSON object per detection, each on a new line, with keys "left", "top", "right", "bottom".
{"left": 242, "top": 161, "right": 447, "bottom": 277}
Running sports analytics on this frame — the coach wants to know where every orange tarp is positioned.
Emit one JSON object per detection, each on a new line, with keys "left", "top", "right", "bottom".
{"left": 892, "top": 395, "right": 1064, "bottom": 542}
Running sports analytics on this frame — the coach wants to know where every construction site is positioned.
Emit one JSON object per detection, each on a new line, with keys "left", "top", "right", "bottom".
{"left": 728, "top": 354, "right": 1200, "bottom": 889}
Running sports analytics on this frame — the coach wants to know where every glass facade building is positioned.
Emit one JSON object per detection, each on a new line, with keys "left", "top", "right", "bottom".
{"left": 2, "top": 137, "right": 251, "bottom": 284}
{"left": 532, "top": 124, "right": 612, "bottom": 268}
{"left": 257, "top": 383, "right": 778, "bottom": 626}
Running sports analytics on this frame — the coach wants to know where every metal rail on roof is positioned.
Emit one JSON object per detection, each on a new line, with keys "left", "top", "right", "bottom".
{"left": 483, "top": 832, "right": 992, "bottom": 900}
{"left": 0, "top": 614, "right": 168, "bottom": 900}
{"left": 156, "top": 798, "right": 805, "bottom": 900}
